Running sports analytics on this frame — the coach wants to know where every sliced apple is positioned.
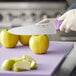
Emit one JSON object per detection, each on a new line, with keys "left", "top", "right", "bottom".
{"left": 13, "top": 61, "right": 31, "bottom": 71}
{"left": 12, "top": 57, "right": 22, "bottom": 62}
{"left": 22, "top": 55, "right": 35, "bottom": 62}
{"left": 13, "top": 67, "right": 23, "bottom": 72}
{"left": 22, "top": 55, "right": 37, "bottom": 69}
{"left": 31, "top": 60, "right": 37, "bottom": 69}
{"left": 2, "top": 59, "right": 15, "bottom": 70}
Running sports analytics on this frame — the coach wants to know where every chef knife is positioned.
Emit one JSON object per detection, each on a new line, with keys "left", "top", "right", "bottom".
{"left": 8, "top": 20, "right": 63, "bottom": 35}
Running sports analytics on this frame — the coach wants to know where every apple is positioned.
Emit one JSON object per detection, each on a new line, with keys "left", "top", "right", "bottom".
{"left": 22, "top": 55, "right": 37, "bottom": 69}
{"left": 2, "top": 59, "right": 15, "bottom": 70}
{"left": 31, "top": 60, "right": 37, "bottom": 69}
{"left": 19, "top": 35, "right": 31, "bottom": 45}
{"left": 12, "top": 57, "right": 22, "bottom": 62}
{"left": 29, "top": 35, "right": 49, "bottom": 54}
{"left": 22, "top": 55, "right": 35, "bottom": 62}
{"left": 2, "top": 55, "right": 37, "bottom": 72}
{"left": 0, "top": 29, "right": 19, "bottom": 48}
{"left": 13, "top": 67, "right": 23, "bottom": 72}
{"left": 13, "top": 61, "right": 31, "bottom": 71}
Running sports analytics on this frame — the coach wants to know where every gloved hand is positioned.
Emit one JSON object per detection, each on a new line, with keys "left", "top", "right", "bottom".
{"left": 57, "top": 9, "right": 76, "bottom": 32}
{"left": 36, "top": 18, "right": 56, "bottom": 24}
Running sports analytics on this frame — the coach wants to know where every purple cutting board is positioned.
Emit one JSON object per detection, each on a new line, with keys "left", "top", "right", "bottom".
{"left": 0, "top": 41, "right": 74, "bottom": 76}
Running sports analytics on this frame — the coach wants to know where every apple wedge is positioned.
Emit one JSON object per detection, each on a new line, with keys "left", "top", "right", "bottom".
{"left": 13, "top": 61, "right": 31, "bottom": 71}
{"left": 2, "top": 59, "right": 15, "bottom": 70}
{"left": 31, "top": 60, "right": 37, "bottom": 69}
{"left": 22, "top": 55, "right": 37, "bottom": 69}
{"left": 22, "top": 55, "right": 36, "bottom": 62}
{"left": 12, "top": 57, "right": 22, "bottom": 62}
{"left": 13, "top": 67, "right": 23, "bottom": 72}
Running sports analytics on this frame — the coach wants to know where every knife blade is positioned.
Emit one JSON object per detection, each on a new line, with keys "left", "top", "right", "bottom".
{"left": 8, "top": 21, "right": 63, "bottom": 35}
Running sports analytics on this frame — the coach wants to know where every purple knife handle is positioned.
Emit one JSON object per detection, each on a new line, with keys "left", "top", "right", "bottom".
{"left": 53, "top": 20, "right": 63, "bottom": 31}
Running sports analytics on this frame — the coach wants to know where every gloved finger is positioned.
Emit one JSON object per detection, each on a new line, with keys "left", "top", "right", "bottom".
{"left": 36, "top": 18, "right": 56, "bottom": 24}
{"left": 70, "top": 25, "right": 76, "bottom": 31}
{"left": 64, "top": 24, "right": 71, "bottom": 33}
{"left": 36, "top": 19, "right": 51, "bottom": 24}
{"left": 71, "top": 27, "right": 75, "bottom": 31}
{"left": 64, "top": 20, "right": 73, "bottom": 33}
{"left": 59, "top": 14, "right": 72, "bottom": 32}
{"left": 59, "top": 18, "right": 67, "bottom": 31}
{"left": 57, "top": 12, "right": 68, "bottom": 20}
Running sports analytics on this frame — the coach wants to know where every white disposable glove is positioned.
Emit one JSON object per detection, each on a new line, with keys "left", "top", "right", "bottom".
{"left": 36, "top": 18, "right": 57, "bottom": 24}
{"left": 57, "top": 9, "right": 76, "bottom": 32}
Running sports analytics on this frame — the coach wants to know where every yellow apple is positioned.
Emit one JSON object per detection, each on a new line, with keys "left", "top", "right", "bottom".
{"left": 29, "top": 35, "right": 49, "bottom": 54}
{"left": 19, "top": 35, "right": 31, "bottom": 45}
{"left": 0, "top": 29, "right": 19, "bottom": 48}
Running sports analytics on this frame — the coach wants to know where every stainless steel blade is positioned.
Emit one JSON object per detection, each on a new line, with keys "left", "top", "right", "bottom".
{"left": 8, "top": 23, "right": 56, "bottom": 35}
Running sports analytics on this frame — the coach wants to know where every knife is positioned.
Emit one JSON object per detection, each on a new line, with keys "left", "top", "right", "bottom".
{"left": 8, "top": 20, "right": 63, "bottom": 35}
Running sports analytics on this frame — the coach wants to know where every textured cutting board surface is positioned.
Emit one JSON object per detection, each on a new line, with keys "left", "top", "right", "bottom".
{"left": 0, "top": 41, "right": 74, "bottom": 76}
